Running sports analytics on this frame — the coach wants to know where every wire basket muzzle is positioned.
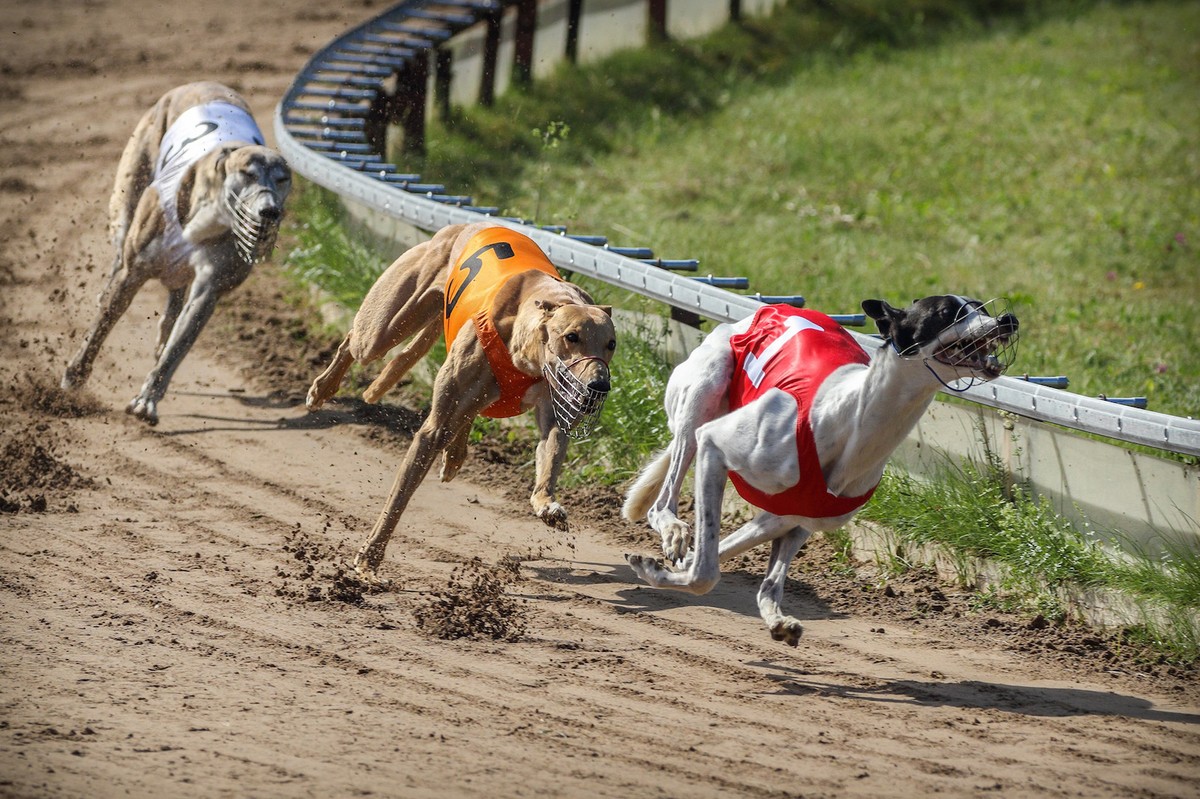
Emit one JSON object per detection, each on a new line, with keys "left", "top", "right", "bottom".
{"left": 225, "top": 188, "right": 281, "bottom": 265}
{"left": 930, "top": 298, "right": 1020, "bottom": 388}
{"left": 543, "top": 356, "right": 610, "bottom": 441}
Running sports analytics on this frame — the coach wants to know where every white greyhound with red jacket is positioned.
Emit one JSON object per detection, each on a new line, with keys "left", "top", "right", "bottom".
{"left": 622, "top": 295, "right": 1019, "bottom": 645}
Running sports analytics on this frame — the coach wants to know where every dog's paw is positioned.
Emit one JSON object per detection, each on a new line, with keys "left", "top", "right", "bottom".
{"left": 439, "top": 454, "right": 465, "bottom": 483}
{"left": 305, "top": 384, "right": 326, "bottom": 412}
{"left": 349, "top": 553, "right": 392, "bottom": 588}
{"left": 625, "top": 553, "right": 665, "bottom": 585}
{"left": 769, "top": 618, "right": 804, "bottom": 647}
{"left": 61, "top": 365, "right": 88, "bottom": 390}
{"left": 126, "top": 396, "right": 159, "bottom": 426}
{"left": 536, "top": 502, "right": 569, "bottom": 531}
{"left": 659, "top": 519, "right": 691, "bottom": 564}
{"left": 351, "top": 565, "right": 392, "bottom": 589}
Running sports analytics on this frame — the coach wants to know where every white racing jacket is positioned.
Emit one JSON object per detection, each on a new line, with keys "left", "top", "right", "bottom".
{"left": 150, "top": 101, "right": 264, "bottom": 285}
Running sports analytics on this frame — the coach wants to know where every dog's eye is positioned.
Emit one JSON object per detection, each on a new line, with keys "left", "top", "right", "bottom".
{"left": 566, "top": 332, "right": 580, "bottom": 343}
{"left": 607, "top": 340, "right": 616, "bottom": 351}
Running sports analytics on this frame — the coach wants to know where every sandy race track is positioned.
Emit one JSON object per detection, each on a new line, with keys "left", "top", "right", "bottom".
{"left": 2, "top": 1, "right": 1199, "bottom": 797}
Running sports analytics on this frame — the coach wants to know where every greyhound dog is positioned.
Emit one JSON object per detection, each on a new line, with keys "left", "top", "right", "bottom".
{"left": 306, "top": 223, "right": 617, "bottom": 580}
{"left": 61, "top": 81, "right": 291, "bottom": 424}
{"left": 622, "top": 295, "right": 1019, "bottom": 644}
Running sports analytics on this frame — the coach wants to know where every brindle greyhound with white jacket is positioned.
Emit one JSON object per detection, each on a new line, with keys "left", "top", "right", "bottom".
{"left": 623, "top": 295, "right": 1019, "bottom": 645}
{"left": 62, "top": 81, "right": 291, "bottom": 424}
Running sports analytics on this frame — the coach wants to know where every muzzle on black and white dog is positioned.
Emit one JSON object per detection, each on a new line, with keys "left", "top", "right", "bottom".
{"left": 865, "top": 295, "right": 1020, "bottom": 390}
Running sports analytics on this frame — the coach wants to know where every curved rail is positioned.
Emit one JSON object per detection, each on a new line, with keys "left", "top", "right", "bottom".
{"left": 274, "top": 0, "right": 1200, "bottom": 458}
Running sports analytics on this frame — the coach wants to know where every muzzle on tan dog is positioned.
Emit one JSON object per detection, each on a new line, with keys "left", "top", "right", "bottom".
{"left": 543, "top": 355, "right": 611, "bottom": 439}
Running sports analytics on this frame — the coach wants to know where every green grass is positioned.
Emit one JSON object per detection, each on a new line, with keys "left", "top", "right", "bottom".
{"left": 283, "top": 184, "right": 390, "bottom": 309}
{"left": 410, "top": 0, "right": 1199, "bottom": 417}
{"left": 860, "top": 445, "right": 1200, "bottom": 660}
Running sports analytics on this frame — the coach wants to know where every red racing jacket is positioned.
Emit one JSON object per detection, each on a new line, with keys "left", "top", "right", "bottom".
{"left": 443, "top": 227, "right": 562, "bottom": 418}
{"left": 726, "top": 305, "right": 876, "bottom": 518}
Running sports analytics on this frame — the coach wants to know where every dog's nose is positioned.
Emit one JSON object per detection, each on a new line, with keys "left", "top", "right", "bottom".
{"left": 997, "top": 313, "right": 1019, "bottom": 334}
{"left": 588, "top": 377, "right": 610, "bottom": 393}
{"left": 258, "top": 205, "right": 281, "bottom": 222}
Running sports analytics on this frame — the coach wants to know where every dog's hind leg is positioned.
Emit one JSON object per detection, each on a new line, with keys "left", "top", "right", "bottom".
{"left": 625, "top": 408, "right": 735, "bottom": 595}
{"left": 439, "top": 425, "right": 470, "bottom": 483}
{"left": 62, "top": 262, "right": 151, "bottom": 390}
{"left": 306, "top": 333, "right": 355, "bottom": 411}
{"left": 352, "top": 335, "right": 500, "bottom": 580}
{"left": 362, "top": 315, "right": 440, "bottom": 404}
{"left": 643, "top": 322, "right": 740, "bottom": 562}
{"left": 626, "top": 391, "right": 800, "bottom": 595}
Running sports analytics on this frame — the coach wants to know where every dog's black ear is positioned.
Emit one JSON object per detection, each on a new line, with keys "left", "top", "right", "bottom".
{"left": 862, "top": 299, "right": 900, "bottom": 339}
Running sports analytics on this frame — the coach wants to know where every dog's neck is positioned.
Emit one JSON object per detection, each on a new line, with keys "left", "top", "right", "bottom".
{"left": 812, "top": 344, "right": 942, "bottom": 497}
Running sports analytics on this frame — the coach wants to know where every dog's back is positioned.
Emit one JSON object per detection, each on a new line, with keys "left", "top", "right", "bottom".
{"left": 108, "top": 82, "right": 252, "bottom": 253}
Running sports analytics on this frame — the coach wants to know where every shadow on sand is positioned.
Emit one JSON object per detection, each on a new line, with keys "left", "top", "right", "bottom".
{"left": 156, "top": 391, "right": 423, "bottom": 437}
{"left": 749, "top": 658, "right": 1200, "bottom": 724}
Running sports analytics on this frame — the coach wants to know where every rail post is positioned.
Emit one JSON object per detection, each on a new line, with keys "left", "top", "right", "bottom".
{"left": 480, "top": 9, "right": 501, "bottom": 106}
{"left": 649, "top": 0, "right": 668, "bottom": 42}
{"left": 566, "top": 0, "right": 583, "bottom": 63}
{"left": 513, "top": 0, "right": 537, "bottom": 86}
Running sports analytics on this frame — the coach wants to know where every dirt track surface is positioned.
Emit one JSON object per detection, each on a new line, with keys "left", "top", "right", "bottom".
{"left": 2, "top": 2, "right": 1199, "bottom": 797}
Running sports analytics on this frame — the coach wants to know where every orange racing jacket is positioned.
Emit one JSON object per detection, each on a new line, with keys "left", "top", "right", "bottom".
{"left": 443, "top": 227, "right": 563, "bottom": 418}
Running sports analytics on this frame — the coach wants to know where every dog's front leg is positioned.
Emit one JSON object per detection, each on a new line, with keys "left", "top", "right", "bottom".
{"left": 756, "top": 526, "right": 812, "bottom": 646}
{"left": 530, "top": 399, "right": 568, "bottom": 529}
{"left": 353, "top": 339, "right": 498, "bottom": 580}
{"left": 128, "top": 274, "right": 225, "bottom": 424}
{"left": 156, "top": 288, "right": 186, "bottom": 359}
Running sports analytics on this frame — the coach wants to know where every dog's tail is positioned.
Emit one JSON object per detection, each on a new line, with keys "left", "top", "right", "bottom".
{"left": 622, "top": 447, "right": 671, "bottom": 523}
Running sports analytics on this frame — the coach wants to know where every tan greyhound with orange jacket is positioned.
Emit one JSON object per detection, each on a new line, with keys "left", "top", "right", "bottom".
{"left": 307, "top": 223, "right": 617, "bottom": 580}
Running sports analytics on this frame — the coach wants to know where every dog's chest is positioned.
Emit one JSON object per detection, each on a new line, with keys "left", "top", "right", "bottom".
{"left": 151, "top": 102, "right": 264, "bottom": 276}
